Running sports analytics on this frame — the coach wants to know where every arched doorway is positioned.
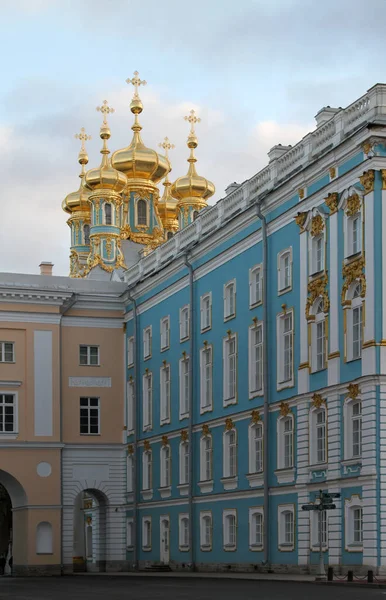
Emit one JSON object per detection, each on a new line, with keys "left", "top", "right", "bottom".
{"left": 73, "top": 489, "right": 107, "bottom": 573}
{"left": 0, "top": 470, "right": 27, "bottom": 575}
{"left": 0, "top": 484, "right": 12, "bottom": 574}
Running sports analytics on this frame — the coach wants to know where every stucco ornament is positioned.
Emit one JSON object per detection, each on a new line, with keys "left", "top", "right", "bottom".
{"left": 294, "top": 211, "right": 308, "bottom": 232}
{"left": 225, "top": 417, "right": 234, "bottom": 431}
{"left": 325, "top": 192, "right": 339, "bottom": 215}
{"left": 143, "top": 440, "right": 151, "bottom": 451}
{"left": 359, "top": 169, "right": 375, "bottom": 194}
{"left": 161, "top": 435, "right": 169, "bottom": 446}
{"left": 180, "top": 430, "right": 188, "bottom": 442}
{"left": 306, "top": 274, "right": 329, "bottom": 320}
{"left": 251, "top": 409, "right": 261, "bottom": 423}
{"left": 279, "top": 401, "right": 291, "bottom": 417}
{"left": 345, "top": 194, "right": 361, "bottom": 217}
{"left": 347, "top": 383, "right": 360, "bottom": 399}
{"left": 312, "top": 393, "right": 326, "bottom": 408}
{"left": 202, "top": 424, "right": 210, "bottom": 436}
{"left": 310, "top": 214, "right": 325, "bottom": 237}
{"left": 341, "top": 257, "right": 366, "bottom": 305}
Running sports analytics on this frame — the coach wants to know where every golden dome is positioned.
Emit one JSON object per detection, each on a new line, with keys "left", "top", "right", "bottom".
{"left": 62, "top": 128, "right": 92, "bottom": 214}
{"left": 158, "top": 137, "right": 178, "bottom": 232}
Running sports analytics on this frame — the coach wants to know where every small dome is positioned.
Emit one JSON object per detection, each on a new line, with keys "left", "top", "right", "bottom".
{"left": 62, "top": 149, "right": 92, "bottom": 214}
{"left": 85, "top": 125, "right": 127, "bottom": 194}
{"left": 171, "top": 132, "right": 215, "bottom": 204}
{"left": 158, "top": 177, "right": 179, "bottom": 233}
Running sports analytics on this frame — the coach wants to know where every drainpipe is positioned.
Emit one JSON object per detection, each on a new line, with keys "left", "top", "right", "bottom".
{"left": 183, "top": 253, "right": 195, "bottom": 571}
{"left": 254, "top": 199, "right": 269, "bottom": 567}
{"left": 127, "top": 288, "right": 138, "bottom": 570}
{"left": 59, "top": 293, "right": 78, "bottom": 574}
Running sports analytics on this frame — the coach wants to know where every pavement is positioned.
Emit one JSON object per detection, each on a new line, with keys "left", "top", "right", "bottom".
{"left": 0, "top": 575, "right": 385, "bottom": 600}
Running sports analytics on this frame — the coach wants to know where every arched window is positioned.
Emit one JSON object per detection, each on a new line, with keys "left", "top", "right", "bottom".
{"left": 249, "top": 422, "right": 263, "bottom": 474}
{"left": 179, "top": 441, "right": 189, "bottom": 485}
{"left": 224, "top": 280, "right": 236, "bottom": 319}
{"left": 223, "top": 428, "right": 237, "bottom": 478}
{"left": 249, "top": 509, "right": 263, "bottom": 549}
{"left": 104, "top": 203, "right": 112, "bottom": 225}
{"left": 179, "top": 514, "right": 190, "bottom": 550}
{"left": 311, "top": 298, "right": 326, "bottom": 372}
{"left": 36, "top": 521, "right": 53, "bottom": 554}
{"left": 200, "top": 512, "right": 212, "bottom": 550}
{"left": 137, "top": 199, "right": 147, "bottom": 226}
{"left": 345, "top": 282, "right": 363, "bottom": 361}
{"left": 160, "top": 445, "right": 171, "bottom": 488}
{"left": 83, "top": 224, "right": 90, "bottom": 246}
{"left": 223, "top": 510, "right": 237, "bottom": 549}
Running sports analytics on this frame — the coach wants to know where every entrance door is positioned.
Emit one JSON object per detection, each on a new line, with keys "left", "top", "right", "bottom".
{"left": 160, "top": 518, "right": 170, "bottom": 564}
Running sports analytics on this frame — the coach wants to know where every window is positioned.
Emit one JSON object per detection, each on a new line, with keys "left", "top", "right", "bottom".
{"left": 347, "top": 212, "right": 362, "bottom": 257}
{"left": 249, "top": 265, "right": 262, "bottom": 307}
{"left": 224, "top": 280, "right": 236, "bottom": 320}
{"left": 277, "top": 414, "right": 294, "bottom": 471}
{"left": 142, "top": 449, "right": 152, "bottom": 491}
{"left": 278, "top": 249, "right": 292, "bottom": 292}
{"left": 223, "top": 510, "right": 237, "bottom": 550}
{"left": 0, "top": 342, "right": 14, "bottom": 363}
{"left": 223, "top": 429, "right": 237, "bottom": 478}
{"left": 142, "top": 517, "right": 151, "bottom": 550}
{"left": 104, "top": 202, "right": 112, "bottom": 225}
{"left": 353, "top": 508, "right": 363, "bottom": 543}
{"left": 278, "top": 505, "right": 295, "bottom": 551}
{"left": 179, "top": 514, "right": 190, "bottom": 550}
{"left": 79, "top": 345, "right": 99, "bottom": 366}
{"left": 311, "top": 299, "right": 326, "bottom": 372}
{"left": 160, "top": 445, "right": 171, "bottom": 488}
{"left": 344, "top": 399, "right": 362, "bottom": 460}
{"left": 80, "top": 397, "right": 100, "bottom": 435}
{"left": 200, "top": 512, "right": 212, "bottom": 550}
{"left": 127, "top": 454, "right": 134, "bottom": 493}
{"left": 143, "top": 326, "right": 152, "bottom": 359}
{"left": 310, "top": 509, "right": 328, "bottom": 550}
{"left": 200, "top": 435, "right": 213, "bottom": 482}
{"left": 83, "top": 224, "right": 90, "bottom": 246}
{"left": 346, "top": 282, "right": 363, "bottom": 362}
{"left": 160, "top": 317, "right": 170, "bottom": 351}
{"left": 0, "top": 393, "right": 17, "bottom": 433}
{"left": 127, "top": 380, "right": 134, "bottom": 433}
{"left": 200, "top": 293, "right": 212, "bottom": 331}
{"left": 160, "top": 364, "right": 171, "bottom": 424}
{"left": 179, "top": 441, "right": 189, "bottom": 485}
{"left": 179, "top": 356, "right": 190, "bottom": 418}
{"left": 345, "top": 496, "right": 363, "bottom": 550}
{"left": 127, "top": 519, "right": 134, "bottom": 549}
{"left": 223, "top": 335, "right": 237, "bottom": 404}
{"left": 249, "top": 508, "right": 263, "bottom": 549}
{"left": 142, "top": 372, "right": 152, "bottom": 430}
{"left": 277, "top": 311, "right": 294, "bottom": 387}
{"left": 137, "top": 199, "right": 147, "bottom": 226}
{"left": 249, "top": 324, "right": 263, "bottom": 396}
{"left": 127, "top": 336, "right": 134, "bottom": 367}
{"left": 36, "top": 522, "right": 53, "bottom": 554}
{"left": 310, "top": 235, "right": 324, "bottom": 275}
{"left": 310, "top": 406, "right": 327, "bottom": 465}
{"left": 179, "top": 306, "right": 190, "bottom": 341}
{"left": 249, "top": 423, "right": 263, "bottom": 474}
{"left": 200, "top": 345, "right": 213, "bottom": 412}
{"left": 353, "top": 308, "right": 363, "bottom": 360}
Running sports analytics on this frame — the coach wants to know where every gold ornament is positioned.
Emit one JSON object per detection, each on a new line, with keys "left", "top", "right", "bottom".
{"left": 202, "top": 424, "right": 210, "bottom": 436}
{"left": 127, "top": 444, "right": 134, "bottom": 455}
{"left": 143, "top": 440, "right": 151, "bottom": 452}
{"left": 105, "top": 236, "right": 113, "bottom": 259}
{"left": 298, "top": 188, "right": 305, "bottom": 200}
{"left": 279, "top": 401, "right": 291, "bottom": 417}
{"left": 84, "top": 499, "right": 93, "bottom": 510}
{"left": 225, "top": 417, "right": 234, "bottom": 431}
{"left": 347, "top": 383, "right": 360, "bottom": 399}
{"left": 251, "top": 409, "right": 261, "bottom": 423}
{"left": 381, "top": 169, "right": 386, "bottom": 190}
{"left": 359, "top": 170, "right": 375, "bottom": 194}
{"left": 312, "top": 393, "right": 325, "bottom": 408}
{"left": 310, "top": 214, "right": 324, "bottom": 237}
{"left": 180, "top": 430, "right": 188, "bottom": 442}
{"left": 294, "top": 211, "right": 308, "bottom": 231}
{"left": 86, "top": 516, "right": 92, "bottom": 525}
{"left": 329, "top": 167, "right": 336, "bottom": 179}
{"left": 346, "top": 194, "right": 361, "bottom": 217}
{"left": 325, "top": 192, "right": 339, "bottom": 215}
{"left": 306, "top": 273, "right": 329, "bottom": 320}
{"left": 341, "top": 256, "right": 366, "bottom": 304}
{"left": 362, "top": 141, "right": 372, "bottom": 155}
{"left": 161, "top": 435, "right": 169, "bottom": 446}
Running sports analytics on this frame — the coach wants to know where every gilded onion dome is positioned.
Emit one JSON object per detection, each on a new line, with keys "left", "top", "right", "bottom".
{"left": 171, "top": 110, "right": 215, "bottom": 206}
{"left": 62, "top": 128, "right": 92, "bottom": 214}
{"left": 158, "top": 137, "right": 179, "bottom": 235}
{"left": 111, "top": 71, "right": 170, "bottom": 187}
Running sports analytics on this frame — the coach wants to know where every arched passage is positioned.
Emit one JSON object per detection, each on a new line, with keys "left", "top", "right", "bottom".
{"left": 73, "top": 489, "right": 108, "bottom": 573}
{"left": 0, "top": 470, "right": 28, "bottom": 574}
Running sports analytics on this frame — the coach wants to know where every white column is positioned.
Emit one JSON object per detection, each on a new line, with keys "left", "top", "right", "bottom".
{"left": 362, "top": 190, "right": 376, "bottom": 376}
{"left": 379, "top": 383, "right": 386, "bottom": 570}
{"left": 328, "top": 211, "right": 340, "bottom": 386}
{"left": 299, "top": 230, "right": 309, "bottom": 394}
{"left": 361, "top": 382, "right": 377, "bottom": 477}
{"left": 296, "top": 399, "right": 310, "bottom": 485}
{"left": 327, "top": 485, "right": 342, "bottom": 568}
{"left": 297, "top": 485, "right": 310, "bottom": 567}
{"left": 381, "top": 184, "right": 386, "bottom": 372}
{"left": 327, "top": 393, "right": 341, "bottom": 481}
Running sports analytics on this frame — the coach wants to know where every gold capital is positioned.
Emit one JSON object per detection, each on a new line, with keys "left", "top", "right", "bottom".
{"left": 74, "top": 127, "right": 91, "bottom": 152}
{"left": 184, "top": 109, "right": 201, "bottom": 135}
{"left": 126, "top": 70, "right": 147, "bottom": 99}
{"left": 96, "top": 100, "right": 115, "bottom": 126}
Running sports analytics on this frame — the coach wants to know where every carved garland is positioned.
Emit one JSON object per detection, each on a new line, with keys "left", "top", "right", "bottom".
{"left": 251, "top": 409, "right": 261, "bottom": 424}
{"left": 225, "top": 417, "right": 234, "bottom": 431}
{"left": 202, "top": 424, "right": 210, "bottom": 436}
{"left": 341, "top": 256, "right": 366, "bottom": 305}
{"left": 305, "top": 273, "right": 330, "bottom": 320}
{"left": 345, "top": 194, "right": 361, "bottom": 217}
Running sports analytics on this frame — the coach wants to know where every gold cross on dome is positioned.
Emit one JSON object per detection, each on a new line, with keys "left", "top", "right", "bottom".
{"left": 126, "top": 71, "right": 147, "bottom": 98}
{"left": 74, "top": 127, "right": 91, "bottom": 152}
{"left": 184, "top": 109, "right": 201, "bottom": 135}
{"left": 159, "top": 137, "right": 175, "bottom": 160}
{"left": 96, "top": 100, "right": 115, "bottom": 126}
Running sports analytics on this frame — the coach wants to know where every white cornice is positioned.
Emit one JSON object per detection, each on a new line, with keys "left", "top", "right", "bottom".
{"left": 62, "top": 316, "right": 123, "bottom": 329}
{"left": 0, "top": 381, "right": 22, "bottom": 387}
{"left": 0, "top": 312, "right": 61, "bottom": 324}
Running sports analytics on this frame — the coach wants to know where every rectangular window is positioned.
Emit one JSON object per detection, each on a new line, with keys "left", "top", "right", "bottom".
{"left": 250, "top": 424, "right": 263, "bottom": 473}
{"left": 143, "top": 327, "right": 152, "bottom": 359}
{"left": 316, "top": 410, "right": 326, "bottom": 464}
{"left": 200, "top": 346, "right": 213, "bottom": 412}
{"left": 200, "top": 512, "right": 212, "bottom": 550}
{"left": 127, "top": 519, "right": 133, "bottom": 549}
{"left": 161, "top": 446, "right": 171, "bottom": 487}
{"left": 160, "top": 365, "right": 171, "bottom": 424}
{"left": 352, "top": 306, "right": 362, "bottom": 359}
{"left": 284, "top": 511, "right": 294, "bottom": 545}
{"left": 352, "top": 216, "right": 361, "bottom": 255}
{"left": 179, "top": 514, "right": 190, "bottom": 550}
{"left": 180, "top": 306, "right": 190, "bottom": 341}
{"left": 0, "top": 342, "right": 14, "bottom": 363}
{"left": 127, "top": 337, "right": 134, "bottom": 367}
{"left": 142, "top": 518, "right": 151, "bottom": 549}
{"left": 224, "top": 281, "right": 236, "bottom": 320}
{"left": 200, "top": 294, "right": 212, "bottom": 331}
{"left": 79, "top": 345, "right": 99, "bottom": 366}
{"left": 352, "top": 402, "right": 362, "bottom": 458}
{"left": 249, "top": 266, "right": 262, "bottom": 307}
{"left": 223, "top": 510, "right": 237, "bottom": 549}
{"left": 179, "top": 442, "right": 189, "bottom": 484}
{"left": 316, "top": 320, "right": 326, "bottom": 371}
{"left": 127, "top": 380, "right": 134, "bottom": 433}
{"left": 179, "top": 357, "right": 190, "bottom": 418}
{"left": 284, "top": 418, "right": 293, "bottom": 468}
{"left": 0, "top": 394, "right": 16, "bottom": 433}
{"left": 80, "top": 397, "right": 100, "bottom": 435}
{"left": 283, "top": 314, "right": 293, "bottom": 382}
{"left": 223, "top": 336, "right": 237, "bottom": 403}
{"left": 353, "top": 508, "right": 363, "bottom": 543}
{"left": 142, "top": 450, "right": 152, "bottom": 491}
{"left": 160, "top": 317, "right": 170, "bottom": 351}
{"left": 224, "top": 430, "right": 237, "bottom": 477}
{"left": 249, "top": 325, "right": 263, "bottom": 394}
{"left": 127, "top": 454, "right": 134, "bottom": 493}
{"left": 249, "top": 510, "right": 263, "bottom": 548}
{"left": 201, "top": 436, "right": 212, "bottom": 481}
{"left": 315, "top": 236, "right": 323, "bottom": 273}
{"left": 143, "top": 373, "right": 152, "bottom": 429}
{"left": 278, "top": 249, "right": 292, "bottom": 292}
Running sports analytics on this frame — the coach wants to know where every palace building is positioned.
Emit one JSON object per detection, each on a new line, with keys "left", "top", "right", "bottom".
{"left": 1, "top": 75, "right": 386, "bottom": 575}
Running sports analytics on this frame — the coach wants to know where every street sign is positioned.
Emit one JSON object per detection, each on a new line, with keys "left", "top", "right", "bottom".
{"left": 324, "top": 504, "right": 336, "bottom": 510}
{"left": 328, "top": 493, "right": 341, "bottom": 499}
{"left": 302, "top": 505, "right": 319, "bottom": 511}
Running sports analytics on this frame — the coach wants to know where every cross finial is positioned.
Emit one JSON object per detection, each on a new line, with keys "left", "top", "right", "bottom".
{"left": 159, "top": 136, "right": 175, "bottom": 160}
{"left": 96, "top": 100, "right": 115, "bottom": 126}
{"left": 126, "top": 70, "right": 147, "bottom": 99}
{"left": 74, "top": 127, "right": 91, "bottom": 152}
{"left": 184, "top": 109, "right": 201, "bottom": 135}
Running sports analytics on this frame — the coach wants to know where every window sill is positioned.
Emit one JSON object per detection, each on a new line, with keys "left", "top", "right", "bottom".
{"left": 249, "top": 390, "right": 263, "bottom": 399}
{"left": 275, "top": 468, "right": 295, "bottom": 484}
{"left": 127, "top": 546, "right": 134, "bottom": 551}
{"left": 0, "top": 361, "right": 16, "bottom": 365}
{"left": 342, "top": 457, "right": 362, "bottom": 466}
{"left": 198, "top": 480, "right": 213, "bottom": 493}
{"left": 141, "top": 489, "right": 153, "bottom": 501}
{"left": 224, "top": 544, "right": 237, "bottom": 552}
{"left": 223, "top": 397, "right": 237, "bottom": 407}
{"left": 177, "top": 483, "right": 189, "bottom": 496}
{"left": 246, "top": 472, "right": 264, "bottom": 488}
{"left": 278, "top": 543, "right": 295, "bottom": 552}
{"left": 179, "top": 412, "right": 189, "bottom": 421}
{"left": 143, "top": 425, "right": 153, "bottom": 433}
{"left": 180, "top": 336, "right": 190, "bottom": 343}
{"left": 311, "top": 545, "right": 328, "bottom": 552}
{"left": 249, "top": 544, "right": 264, "bottom": 552}
{"left": 220, "top": 475, "right": 238, "bottom": 490}
{"left": 36, "top": 553, "right": 53, "bottom": 556}
{"left": 128, "top": 363, "right": 134, "bottom": 369}
{"left": 179, "top": 545, "right": 190, "bottom": 552}
{"left": 346, "top": 356, "right": 362, "bottom": 364}
{"left": 345, "top": 251, "right": 362, "bottom": 264}
{"left": 308, "top": 462, "right": 328, "bottom": 471}
{"left": 308, "top": 269, "right": 324, "bottom": 280}
{"left": 0, "top": 433, "right": 18, "bottom": 439}
{"left": 200, "top": 405, "right": 213, "bottom": 415}
{"left": 79, "top": 364, "right": 100, "bottom": 368}
{"left": 144, "top": 355, "right": 152, "bottom": 361}
{"left": 310, "top": 366, "right": 327, "bottom": 374}
{"left": 277, "top": 379, "right": 294, "bottom": 391}
{"left": 224, "top": 314, "right": 236, "bottom": 322}
{"left": 0, "top": 380, "right": 21, "bottom": 387}
{"left": 158, "top": 486, "right": 171, "bottom": 499}
{"left": 126, "top": 492, "right": 134, "bottom": 503}
{"left": 278, "top": 286, "right": 292, "bottom": 296}
{"left": 160, "top": 346, "right": 170, "bottom": 353}
{"left": 80, "top": 433, "right": 100, "bottom": 436}
{"left": 346, "top": 543, "right": 363, "bottom": 553}
{"left": 249, "top": 301, "right": 262, "bottom": 310}
{"left": 201, "top": 326, "right": 212, "bottom": 334}
{"left": 200, "top": 544, "right": 212, "bottom": 552}
{"left": 160, "top": 418, "right": 171, "bottom": 426}
{"left": 142, "top": 546, "right": 152, "bottom": 552}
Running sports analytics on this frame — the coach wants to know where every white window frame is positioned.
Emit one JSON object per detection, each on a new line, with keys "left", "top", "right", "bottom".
{"left": 277, "top": 309, "right": 294, "bottom": 389}
{"left": 224, "top": 280, "right": 236, "bottom": 321}
{"left": 0, "top": 392, "right": 18, "bottom": 434}
{"left": 343, "top": 398, "right": 362, "bottom": 460}
{"left": 249, "top": 324, "right": 263, "bottom": 397}
{"left": 136, "top": 198, "right": 149, "bottom": 227}
{"left": 200, "top": 345, "right": 213, "bottom": 414}
{"left": 143, "top": 326, "right": 152, "bottom": 360}
{"left": 345, "top": 282, "right": 363, "bottom": 362}
{"left": 248, "top": 422, "right": 263, "bottom": 474}
{"left": 223, "top": 509, "right": 237, "bottom": 550}
{"left": 309, "top": 405, "right": 327, "bottom": 466}
{"left": 0, "top": 342, "right": 15, "bottom": 363}
{"left": 160, "top": 316, "right": 170, "bottom": 351}
{"left": 309, "top": 234, "right": 325, "bottom": 276}
{"left": 160, "top": 444, "right": 171, "bottom": 488}
{"left": 142, "top": 372, "right": 153, "bottom": 431}
{"left": 160, "top": 364, "right": 171, "bottom": 425}
{"left": 249, "top": 507, "right": 264, "bottom": 551}
{"left": 127, "top": 379, "right": 134, "bottom": 434}
{"left": 127, "top": 453, "right": 134, "bottom": 493}
{"left": 223, "top": 428, "right": 238, "bottom": 478}
{"left": 142, "top": 449, "right": 152, "bottom": 492}
{"left": 103, "top": 201, "right": 114, "bottom": 225}
{"left": 200, "top": 434, "right": 213, "bottom": 484}
{"left": 127, "top": 518, "right": 134, "bottom": 550}
{"left": 223, "top": 334, "right": 237, "bottom": 406}
{"left": 179, "top": 441, "right": 189, "bottom": 485}
{"left": 200, "top": 293, "right": 212, "bottom": 332}
{"left": 142, "top": 516, "right": 152, "bottom": 551}
{"left": 310, "top": 509, "right": 328, "bottom": 551}
{"left": 200, "top": 511, "right": 212, "bottom": 551}
{"left": 79, "top": 345, "right": 99, "bottom": 366}
{"left": 249, "top": 265, "right": 263, "bottom": 307}
{"left": 80, "top": 397, "right": 100, "bottom": 435}
{"left": 179, "top": 305, "right": 190, "bottom": 341}
{"left": 344, "top": 495, "right": 363, "bottom": 551}
{"left": 311, "top": 299, "right": 326, "bottom": 373}
{"left": 277, "top": 248, "right": 292, "bottom": 293}
{"left": 346, "top": 212, "right": 362, "bottom": 258}
{"left": 178, "top": 513, "right": 190, "bottom": 551}
{"left": 179, "top": 356, "right": 190, "bottom": 419}
{"left": 278, "top": 504, "right": 295, "bottom": 551}
{"left": 277, "top": 414, "right": 294, "bottom": 471}
{"left": 127, "top": 336, "right": 134, "bottom": 368}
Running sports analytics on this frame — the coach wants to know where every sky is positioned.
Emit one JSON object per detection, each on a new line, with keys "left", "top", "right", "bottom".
{"left": 1, "top": 0, "right": 386, "bottom": 275}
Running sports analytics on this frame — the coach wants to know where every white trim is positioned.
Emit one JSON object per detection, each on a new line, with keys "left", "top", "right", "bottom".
{"left": 160, "top": 316, "right": 170, "bottom": 351}
{"left": 143, "top": 325, "right": 152, "bottom": 360}
{"left": 0, "top": 391, "right": 18, "bottom": 434}
{"left": 142, "top": 516, "right": 152, "bottom": 551}
{"left": 249, "top": 264, "right": 263, "bottom": 308}
{"left": 344, "top": 495, "right": 363, "bottom": 552}
{"left": 200, "top": 292, "right": 212, "bottom": 332}
{"left": 343, "top": 397, "right": 362, "bottom": 461}
{"left": 79, "top": 344, "right": 100, "bottom": 367}
{"left": 309, "top": 404, "right": 327, "bottom": 466}
{"left": 248, "top": 323, "right": 263, "bottom": 398}
{"left": 142, "top": 372, "right": 153, "bottom": 431}
{"left": 277, "top": 412, "right": 294, "bottom": 471}
{"left": 126, "top": 517, "right": 134, "bottom": 550}
{"left": 79, "top": 396, "right": 100, "bottom": 436}
{"left": 179, "top": 356, "right": 190, "bottom": 420}
{"left": 0, "top": 312, "right": 61, "bottom": 325}
{"left": 223, "top": 427, "right": 238, "bottom": 483}
{"left": 200, "top": 344, "right": 213, "bottom": 413}
{"left": 276, "top": 309, "right": 294, "bottom": 390}
{"left": 310, "top": 509, "right": 328, "bottom": 551}
{"left": 160, "top": 363, "right": 171, "bottom": 425}
{"left": 179, "top": 305, "right": 190, "bottom": 341}
{"left": 199, "top": 434, "right": 213, "bottom": 492}
{"left": 127, "top": 379, "right": 134, "bottom": 434}
{"left": 248, "top": 420, "right": 263, "bottom": 484}
{"left": 127, "top": 336, "right": 134, "bottom": 368}
{"left": 179, "top": 440, "right": 189, "bottom": 486}
{"left": 62, "top": 317, "right": 123, "bottom": 329}
{"left": 142, "top": 448, "right": 153, "bottom": 499}
{"left": 160, "top": 444, "right": 171, "bottom": 490}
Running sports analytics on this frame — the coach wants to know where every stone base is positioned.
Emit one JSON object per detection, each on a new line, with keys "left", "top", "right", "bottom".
{"left": 13, "top": 564, "right": 62, "bottom": 577}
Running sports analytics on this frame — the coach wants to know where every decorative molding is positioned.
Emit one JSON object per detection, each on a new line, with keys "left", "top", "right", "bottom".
{"left": 180, "top": 430, "right": 188, "bottom": 442}
{"left": 329, "top": 167, "right": 336, "bottom": 179}
{"left": 325, "top": 192, "right": 339, "bottom": 215}
{"left": 202, "top": 424, "right": 211, "bottom": 436}
{"left": 161, "top": 435, "right": 169, "bottom": 446}
{"left": 68, "top": 377, "right": 111, "bottom": 388}
{"left": 347, "top": 383, "right": 360, "bottom": 400}
{"left": 345, "top": 193, "right": 361, "bottom": 217}
{"left": 143, "top": 440, "right": 151, "bottom": 451}
{"left": 306, "top": 273, "right": 329, "bottom": 320}
{"left": 225, "top": 417, "right": 234, "bottom": 431}
{"left": 311, "top": 393, "right": 326, "bottom": 408}
{"left": 298, "top": 188, "right": 305, "bottom": 200}
{"left": 251, "top": 409, "right": 261, "bottom": 424}
{"left": 279, "top": 401, "right": 291, "bottom": 417}
{"left": 359, "top": 169, "right": 375, "bottom": 194}
{"left": 0, "top": 380, "right": 21, "bottom": 388}
{"left": 381, "top": 169, "right": 386, "bottom": 190}
{"left": 127, "top": 444, "right": 134, "bottom": 455}
{"left": 341, "top": 256, "right": 366, "bottom": 305}
{"left": 294, "top": 211, "right": 308, "bottom": 232}
{"left": 310, "top": 214, "right": 324, "bottom": 237}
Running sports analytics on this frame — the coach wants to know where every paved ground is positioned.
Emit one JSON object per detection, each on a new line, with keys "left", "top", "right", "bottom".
{"left": 0, "top": 576, "right": 385, "bottom": 600}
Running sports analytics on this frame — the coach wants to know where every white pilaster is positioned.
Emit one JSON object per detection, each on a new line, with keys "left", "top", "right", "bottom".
{"left": 296, "top": 399, "right": 310, "bottom": 485}
{"left": 328, "top": 211, "right": 340, "bottom": 386}
{"left": 297, "top": 486, "right": 310, "bottom": 567}
{"left": 299, "top": 230, "right": 309, "bottom": 394}
{"left": 362, "top": 480, "right": 378, "bottom": 568}
{"left": 327, "top": 393, "right": 341, "bottom": 481}
{"left": 379, "top": 383, "right": 386, "bottom": 568}
{"left": 381, "top": 186, "right": 386, "bottom": 373}
{"left": 327, "top": 485, "right": 342, "bottom": 567}
{"left": 362, "top": 190, "right": 375, "bottom": 376}
{"left": 361, "top": 382, "right": 377, "bottom": 477}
